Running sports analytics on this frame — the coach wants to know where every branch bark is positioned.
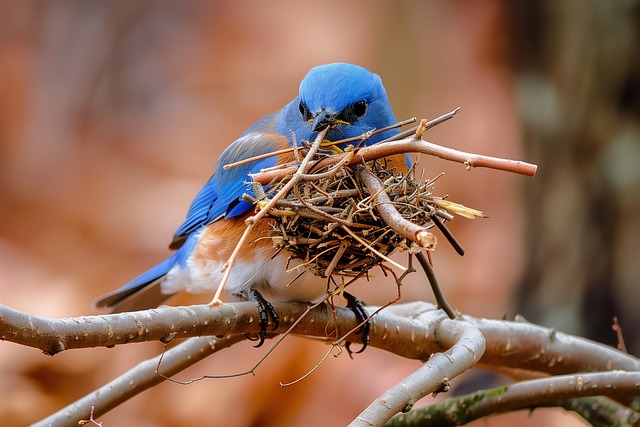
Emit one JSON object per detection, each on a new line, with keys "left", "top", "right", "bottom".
{"left": 351, "top": 317, "right": 485, "bottom": 426}
{"left": 4, "top": 302, "right": 638, "bottom": 375}
{"left": 386, "top": 371, "right": 640, "bottom": 426}
{"left": 32, "top": 335, "right": 246, "bottom": 427}
{"left": 2, "top": 301, "right": 639, "bottom": 426}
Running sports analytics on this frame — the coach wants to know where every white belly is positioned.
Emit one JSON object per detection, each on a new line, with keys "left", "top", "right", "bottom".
{"left": 161, "top": 245, "right": 329, "bottom": 303}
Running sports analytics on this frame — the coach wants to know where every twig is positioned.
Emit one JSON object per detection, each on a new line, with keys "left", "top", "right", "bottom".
{"left": 384, "top": 108, "right": 460, "bottom": 142}
{"left": 222, "top": 118, "right": 416, "bottom": 170}
{"left": 341, "top": 225, "right": 407, "bottom": 272}
{"left": 279, "top": 343, "right": 340, "bottom": 387}
{"left": 612, "top": 316, "right": 628, "bottom": 353}
{"left": 317, "top": 117, "right": 418, "bottom": 149}
{"left": 78, "top": 404, "right": 102, "bottom": 426}
{"left": 356, "top": 164, "right": 436, "bottom": 249}
{"left": 428, "top": 213, "right": 465, "bottom": 256}
{"left": 208, "top": 127, "right": 329, "bottom": 306}
{"left": 416, "top": 252, "right": 456, "bottom": 320}
{"left": 253, "top": 118, "right": 537, "bottom": 185}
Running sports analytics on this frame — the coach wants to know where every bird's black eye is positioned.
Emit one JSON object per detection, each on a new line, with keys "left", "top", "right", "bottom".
{"left": 352, "top": 100, "right": 367, "bottom": 118}
{"left": 338, "top": 100, "right": 368, "bottom": 124}
{"left": 299, "top": 101, "right": 312, "bottom": 121}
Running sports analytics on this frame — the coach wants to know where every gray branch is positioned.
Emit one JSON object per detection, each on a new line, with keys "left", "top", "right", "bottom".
{"left": 386, "top": 371, "right": 640, "bottom": 426}
{"left": 2, "top": 301, "right": 639, "bottom": 426}
{"left": 351, "top": 317, "right": 486, "bottom": 426}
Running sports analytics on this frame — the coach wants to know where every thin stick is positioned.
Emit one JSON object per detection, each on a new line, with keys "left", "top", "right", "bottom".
{"left": 341, "top": 225, "right": 407, "bottom": 272}
{"left": 208, "top": 128, "right": 328, "bottom": 306}
{"left": 279, "top": 344, "right": 338, "bottom": 387}
{"left": 319, "top": 117, "right": 417, "bottom": 148}
{"left": 253, "top": 115, "right": 537, "bottom": 184}
{"left": 324, "top": 240, "right": 350, "bottom": 277}
{"left": 416, "top": 251, "right": 456, "bottom": 319}
{"left": 208, "top": 225, "right": 255, "bottom": 306}
{"left": 356, "top": 164, "right": 437, "bottom": 249}
{"left": 384, "top": 107, "right": 460, "bottom": 142}
{"left": 429, "top": 213, "right": 465, "bottom": 256}
{"left": 222, "top": 146, "right": 294, "bottom": 170}
{"left": 222, "top": 118, "right": 416, "bottom": 170}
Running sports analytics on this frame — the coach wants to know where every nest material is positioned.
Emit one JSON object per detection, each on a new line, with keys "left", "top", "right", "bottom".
{"left": 250, "top": 155, "right": 485, "bottom": 279}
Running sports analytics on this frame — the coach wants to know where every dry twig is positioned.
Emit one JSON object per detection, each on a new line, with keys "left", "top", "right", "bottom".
{"left": 252, "top": 114, "right": 537, "bottom": 185}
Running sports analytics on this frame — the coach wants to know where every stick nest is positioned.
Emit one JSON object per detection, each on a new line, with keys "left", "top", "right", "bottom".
{"left": 248, "top": 153, "right": 484, "bottom": 279}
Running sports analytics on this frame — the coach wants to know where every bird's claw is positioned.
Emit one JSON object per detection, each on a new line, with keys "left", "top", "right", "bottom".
{"left": 343, "top": 291, "right": 370, "bottom": 355}
{"left": 243, "top": 289, "right": 279, "bottom": 347}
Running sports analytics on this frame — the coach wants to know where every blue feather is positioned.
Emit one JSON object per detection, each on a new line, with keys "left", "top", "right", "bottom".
{"left": 171, "top": 115, "right": 284, "bottom": 248}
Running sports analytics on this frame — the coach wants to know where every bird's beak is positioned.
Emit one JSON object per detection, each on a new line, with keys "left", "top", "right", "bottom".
{"left": 312, "top": 109, "right": 337, "bottom": 132}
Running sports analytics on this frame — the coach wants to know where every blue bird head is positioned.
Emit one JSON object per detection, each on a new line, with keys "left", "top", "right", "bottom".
{"left": 279, "top": 63, "right": 399, "bottom": 148}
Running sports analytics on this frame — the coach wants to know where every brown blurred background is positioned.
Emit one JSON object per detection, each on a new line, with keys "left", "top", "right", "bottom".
{"left": 1, "top": 1, "right": 638, "bottom": 426}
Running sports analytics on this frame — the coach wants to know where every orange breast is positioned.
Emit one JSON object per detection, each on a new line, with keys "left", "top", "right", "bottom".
{"left": 191, "top": 214, "right": 276, "bottom": 266}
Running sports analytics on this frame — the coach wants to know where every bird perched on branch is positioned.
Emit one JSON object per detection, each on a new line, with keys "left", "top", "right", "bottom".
{"left": 95, "top": 63, "right": 407, "bottom": 346}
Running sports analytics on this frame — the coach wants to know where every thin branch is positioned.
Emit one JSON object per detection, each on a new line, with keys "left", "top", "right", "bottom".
{"left": 32, "top": 335, "right": 246, "bottom": 427}
{"left": 356, "top": 164, "right": 436, "bottom": 249}
{"left": 319, "top": 117, "right": 418, "bottom": 149}
{"left": 253, "top": 119, "right": 537, "bottom": 185}
{"left": 559, "top": 396, "right": 640, "bottom": 427}
{"left": 351, "top": 317, "right": 486, "bottom": 426}
{"left": 340, "top": 225, "right": 407, "bottom": 272}
{"left": 416, "top": 251, "right": 457, "bottom": 320}
{"left": 612, "top": 316, "right": 628, "bottom": 353}
{"left": 222, "top": 117, "right": 417, "bottom": 171}
{"left": 386, "top": 108, "right": 460, "bottom": 142}
{"left": 386, "top": 371, "right": 640, "bottom": 426}
{"left": 208, "top": 127, "right": 329, "bottom": 306}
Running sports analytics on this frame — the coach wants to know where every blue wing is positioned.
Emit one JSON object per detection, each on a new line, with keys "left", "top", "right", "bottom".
{"left": 170, "top": 114, "right": 288, "bottom": 248}
{"left": 94, "top": 112, "right": 291, "bottom": 311}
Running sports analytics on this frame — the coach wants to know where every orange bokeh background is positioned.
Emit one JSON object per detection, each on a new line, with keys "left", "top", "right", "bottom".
{"left": 0, "top": 2, "right": 595, "bottom": 426}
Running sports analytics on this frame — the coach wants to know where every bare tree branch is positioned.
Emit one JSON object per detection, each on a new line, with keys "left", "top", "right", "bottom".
{"left": 559, "top": 396, "right": 640, "bottom": 427}
{"left": 351, "top": 317, "right": 486, "bottom": 426}
{"left": 385, "top": 371, "right": 640, "bottom": 426}
{"left": 32, "top": 335, "right": 245, "bottom": 427}
{"left": 0, "top": 302, "right": 438, "bottom": 358}
{"left": 474, "top": 315, "right": 640, "bottom": 374}
{"left": 2, "top": 302, "right": 638, "bottom": 373}
{"left": 3, "top": 301, "right": 639, "bottom": 426}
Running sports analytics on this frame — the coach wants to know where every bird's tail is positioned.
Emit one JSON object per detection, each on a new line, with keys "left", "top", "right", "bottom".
{"left": 93, "top": 255, "right": 176, "bottom": 313}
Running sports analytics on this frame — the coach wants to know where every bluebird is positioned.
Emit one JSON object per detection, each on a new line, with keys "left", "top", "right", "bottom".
{"left": 95, "top": 63, "right": 408, "bottom": 346}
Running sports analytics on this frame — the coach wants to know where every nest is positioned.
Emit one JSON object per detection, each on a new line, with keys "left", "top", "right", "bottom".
{"left": 249, "top": 154, "right": 485, "bottom": 279}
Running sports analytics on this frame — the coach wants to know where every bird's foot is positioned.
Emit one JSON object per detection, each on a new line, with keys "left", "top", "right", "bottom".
{"left": 242, "top": 289, "right": 279, "bottom": 347}
{"left": 343, "top": 291, "right": 370, "bottom": 356}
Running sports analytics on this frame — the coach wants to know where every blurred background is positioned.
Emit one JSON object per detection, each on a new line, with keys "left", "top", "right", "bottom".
{"left": 1, "top": 1, "right": 638, "bottom": 426}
